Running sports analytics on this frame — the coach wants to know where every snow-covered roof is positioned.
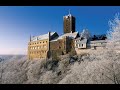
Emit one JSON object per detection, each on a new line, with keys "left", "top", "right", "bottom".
{"left": 50, "top": 32, "right": 79, "bottom": 42}
{"left": 31, "top": 32, "right": 56, "bottom": 41}
{"left": 75, "top": 37, "right": 82, "bottom": 40}
{"left": 64, "top": 14, "right": 72, "bottom": 18}
{"left": 75, "top": 38, "right": 87, "bottom": 44}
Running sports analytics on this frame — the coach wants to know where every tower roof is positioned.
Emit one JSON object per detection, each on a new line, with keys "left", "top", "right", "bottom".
{"left": 68, "top": 9, "right": 71, "bottom": 16}
{"left": 63, "top": 9, "right": 73, "bottom": 18}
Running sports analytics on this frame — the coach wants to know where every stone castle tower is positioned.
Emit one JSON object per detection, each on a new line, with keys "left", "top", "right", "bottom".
{"left": 63, "top": 10, "right": 76, "bottom": 34}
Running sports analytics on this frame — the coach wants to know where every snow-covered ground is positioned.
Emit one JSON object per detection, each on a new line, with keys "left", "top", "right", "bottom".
{"left": 0, "top": 50, "right": 120, "bottom": 84}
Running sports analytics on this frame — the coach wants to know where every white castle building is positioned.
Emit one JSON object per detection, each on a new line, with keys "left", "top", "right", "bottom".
{"left": 74, "top": 29, "right": 107, "bottom": 50}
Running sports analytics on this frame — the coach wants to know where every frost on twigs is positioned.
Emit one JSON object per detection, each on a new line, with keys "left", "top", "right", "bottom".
{"left": 107, "top": 13, "right": 120, "bottom": 51}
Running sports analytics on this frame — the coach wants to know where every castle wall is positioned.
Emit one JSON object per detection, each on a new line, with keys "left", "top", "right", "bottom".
{"left": 50, "top": 37, "right": 74, "bottom": 58}
{"left": 28, "top": 39, "right": 49, "bottom": 60}
{"left": 75, "top": 46, "right": 107, "bottom": 55}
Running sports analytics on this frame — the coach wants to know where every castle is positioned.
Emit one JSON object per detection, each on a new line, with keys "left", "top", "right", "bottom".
{"left": 28, "top": 11, "right": 107, "bottom": 60}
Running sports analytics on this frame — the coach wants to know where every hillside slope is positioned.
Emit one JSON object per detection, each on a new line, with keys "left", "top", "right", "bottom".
{"left": 0, "top": 50, "right": 120, "bottom": 84}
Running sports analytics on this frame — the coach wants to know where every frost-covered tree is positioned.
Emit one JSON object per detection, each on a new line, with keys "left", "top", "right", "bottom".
{"left": 1, "top": 52, "right": 120, "bottom": 84}
{"left": 0, "top": 59, "right": 4, "bottom": 84}
{"left": 107, "top": 13, "right": 120, "bottom": 50}
{"left": 80, "top": 29, "right": 91, "bottom": 40}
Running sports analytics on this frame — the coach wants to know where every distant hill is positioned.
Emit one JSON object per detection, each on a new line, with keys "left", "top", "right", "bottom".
{"left": 0, "top": 55, "right": 27, "bottom": 62}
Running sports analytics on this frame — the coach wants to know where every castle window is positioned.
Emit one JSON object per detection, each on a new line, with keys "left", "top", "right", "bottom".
{"left": 46, "top": 41, "right": 47, "bottom": 43}
{"left": 82, "top": 44, "right": 83, "bottom": 47}
{"left": 43, "top": 41, "right": 44, "bottom": 43}
{"left": 76, "top": 44, "right": 77, "bottom": 47}
{"left": 44, "top": 45, "right": 46, "bottom": 48}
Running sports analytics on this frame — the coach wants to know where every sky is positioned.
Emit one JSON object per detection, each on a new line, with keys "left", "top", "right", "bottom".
{"left": 0, "top": 6, "right": 120, "bottom": 55}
